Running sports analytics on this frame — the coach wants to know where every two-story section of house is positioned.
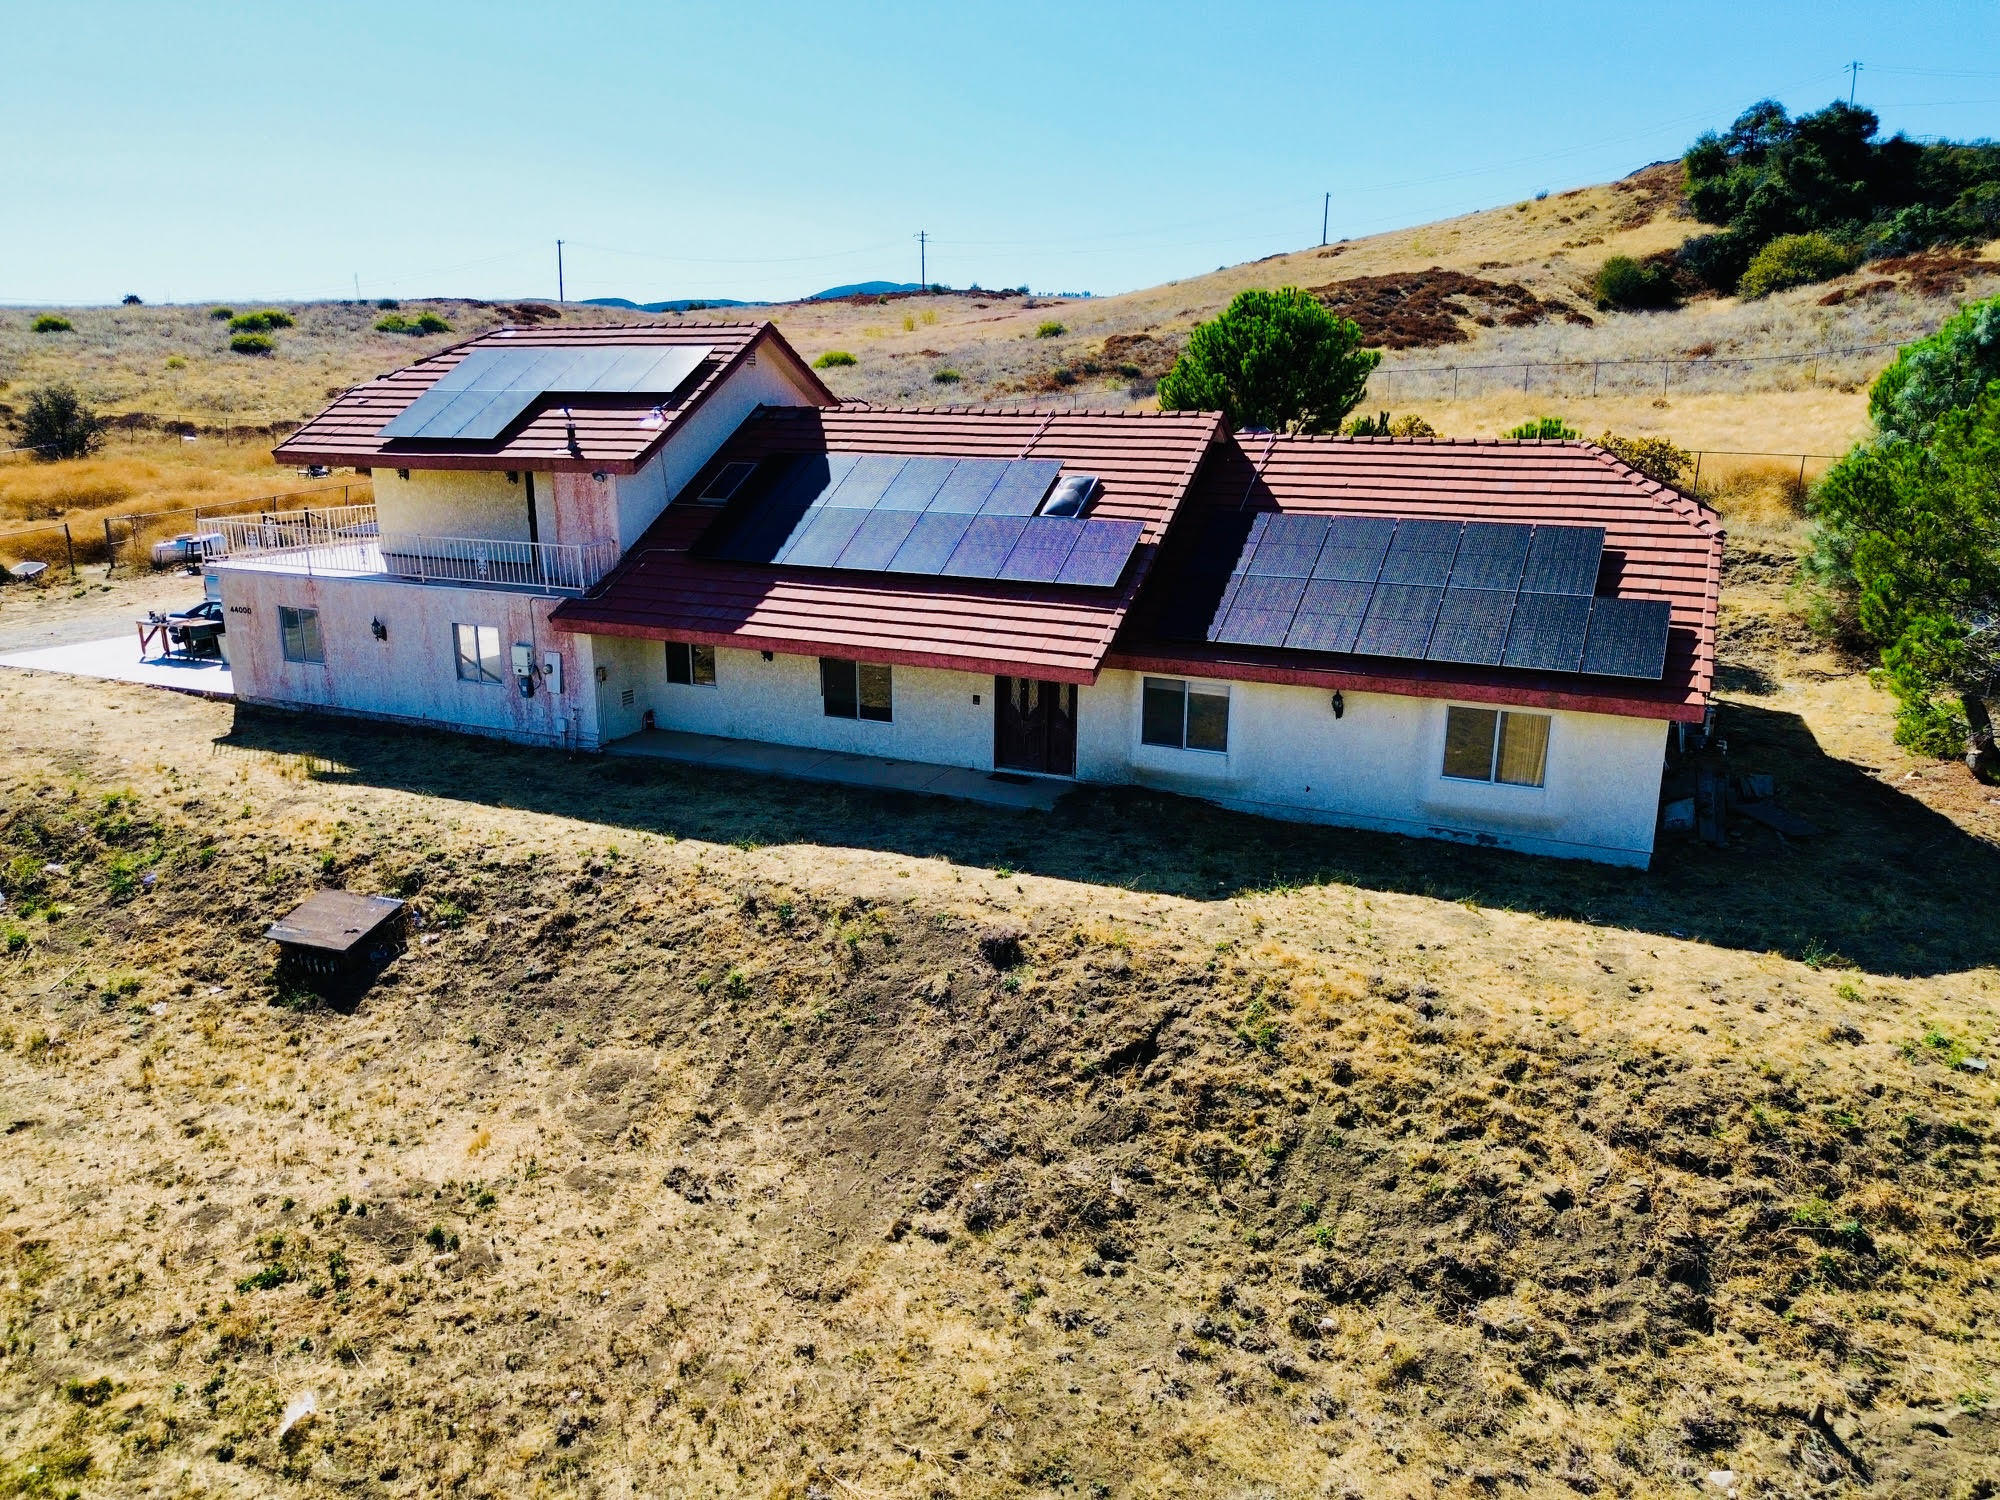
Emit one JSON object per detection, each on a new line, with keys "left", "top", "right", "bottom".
{"left": 213, "top": 322, "right": 834, "bottom": 748}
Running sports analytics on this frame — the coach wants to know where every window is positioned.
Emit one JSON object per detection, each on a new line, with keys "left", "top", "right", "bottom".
{"left": 278, "top": 606, "right": 323, "bottom": 664}
{"left": 697, "top": 460, "right": 758, "bottom": 504}
{"left": 1141, "top": 676, "right": 1228, "bottom": 753}
{"left": 453, "top": 623, "right": 503, "bottom": 685}
{"left": 820, "top": 658, "right": 892, "bottom": 722}
{"left": 666, "top": 642, "right": 717, "bottom": 686}
{"left": 1442, "top": 706, "right": 1550, "bottom": 787}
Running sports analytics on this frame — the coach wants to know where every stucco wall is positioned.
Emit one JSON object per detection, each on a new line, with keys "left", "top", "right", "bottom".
{"left": 608, "top": 353, "right": 818, "bottom": 550}
{"left": 1083, "top": 669, "right": 1666, "bottom": 865}
{"left": 371, "top": 468, "right": 543, "bottom": 543}
{"left": 632, "top": 646, "right": 998, "bottom": 769}
{"left": 213, "top": 566, "right": 602, "bottom": 749}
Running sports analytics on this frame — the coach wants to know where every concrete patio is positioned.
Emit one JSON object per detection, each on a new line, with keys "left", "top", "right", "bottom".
{"left": 607, "top": 728, "right": 1071, "bottom": 811}
{"left": 0, "top": 635, "right": 235, "bottom": 699}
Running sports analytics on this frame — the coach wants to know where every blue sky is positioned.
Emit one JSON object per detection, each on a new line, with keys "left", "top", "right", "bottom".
{"left": 4, "top": 0, "right": 1997, "bottom": 306}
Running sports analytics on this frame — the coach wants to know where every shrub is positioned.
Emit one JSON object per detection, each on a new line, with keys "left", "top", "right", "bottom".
{"left": 228, "top": 309, "right": 294, "bottom": 332}
{"left": 1504, "top": 416, "right": 1579, "bottom": 440}
{"left": 30, "top": 314, "right": 71, "bottom": 333}
{"left": 414, "top": 312, "right": 451, "bottom": 334}
{"left": 121, "top": 294, "right": 141, "bottom": 306}
{"left": 375, "top": 312, "right": 452, "bottom": 335}
{"left": 813, "top": 350, "right": 857, "bottom": 369}
{"left": 932, "top": 368, "right": 962, "bottom": 384}
{"left": 1345, "top": 410, "right": 1437, "bottom": 438}
{"left": 208, "top": 306, "right": 235, "bottom": 320}
{"left": 1673, "top": 231, "right": 1754, "bottom": 293}
{"left": 1867, "top": 294, "right": 2000, "bottom": 442}
{"left": 1596, "top": 431, "right": 1694, "bottom": 489}
{"left": 376, "top": 298, "right": 400, "bottom": 310}
{"left": 1737, "top": 233, "right": 1860, "bottom": 299}
{"left": 230, "top": 332, "right": 275, "bottom": 356}
{"left": 1592, "top": 254, "right": 1680, "bottom": 311}
{"left": 1036, "top": 321, "right": 1065, "bottom": 339}
{"left": 1158, "top": 287, "right": 1378, "bottom": 435}
{"left": 18, "top": 383, "right": 102, "bottom": 461}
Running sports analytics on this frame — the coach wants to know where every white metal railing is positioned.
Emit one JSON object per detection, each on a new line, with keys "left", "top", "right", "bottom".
{"left": 206, "top": 505, "right": 616, "bottom": 595}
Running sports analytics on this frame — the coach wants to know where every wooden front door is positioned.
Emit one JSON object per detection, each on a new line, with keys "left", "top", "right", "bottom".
{"left": 994, "top": 677, "right": 1077, "bottom": 776}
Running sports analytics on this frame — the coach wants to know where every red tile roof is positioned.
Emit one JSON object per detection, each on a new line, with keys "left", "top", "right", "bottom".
{"left": 272, "top": 323, "right": 834, "bottom": 475}
{"left": 1111, "top": 434, "right": 1722, "bottom": 722}
{"left": 549, "top": 405, "right": 1225, "bottom": 682}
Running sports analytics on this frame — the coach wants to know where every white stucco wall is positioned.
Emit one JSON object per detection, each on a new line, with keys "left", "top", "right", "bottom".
{"left": 213, "top": 566, "right": 602, "bottom": 749}
{"left": 608, "top": 351, "right": 823, "bottom": 551}
{"left": 371, "top": 468, "right": 545, "bottom": 543}
{"left": 621, "top": 645, "right": 999, "bottom": 768}
{"left": 1083, "top": 669, "right": 1667, "bottom": 866}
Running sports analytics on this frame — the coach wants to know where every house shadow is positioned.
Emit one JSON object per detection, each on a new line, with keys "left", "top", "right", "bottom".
{"left": 216, "top": 698, "right": 2000, "bottom": 979}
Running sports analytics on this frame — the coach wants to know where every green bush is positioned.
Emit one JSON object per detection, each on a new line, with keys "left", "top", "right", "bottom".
{"left": 1157, "top": 286, "right": 1378, "bottom": 435}
{"left": 1736, "top": 233, "right": 1860, "bottom": 299}
{"left": 208, "top": 306, "right": 234, "bottom": 320}
{"left": 1591, "top": 255, "right": 1680, "bottom": 311}
{"left": 1867, "top": 294, "right": 2000, "bottom": 442}
{"left": 30, "top": 314, "right": 71, "bottom": 333}
{"left": 18, "top": 383, "right": 102, "bottom": 460}
{"left": 1595, "top": 430, "right": 1694, "bottom": 489}
{"left": 1035, "top": 321, "right": 1065, "bottom": 339}
{"left": 813, "top": 350, "right": 857, "bottom": 369}
{"left": 229, "top": 332, "right": 275, "bottom": 356}
{"left": 376, "top": 298, "right": 400, "bottom": 310}
{"left": 1345, "top": 411, "right": 1438, "bottom": 438}
{"left": 932, "top": 368, "right": 962, "bottom": 384}
{"left": 1504, "top": 416, "right": 1579, "bottom": 440}
{"left": 375, "top": 312, "right": 452, "bottom": 336}
{"left": 228, "top": 309, "right": 294, "bottom": 332}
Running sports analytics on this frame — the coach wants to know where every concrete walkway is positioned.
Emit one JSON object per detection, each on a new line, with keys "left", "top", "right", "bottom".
{"left": 0, "top": 635, "right": 235, "bottom": 699}
{"left": 607, "top": 728, "right": 1070, "bottom": 811}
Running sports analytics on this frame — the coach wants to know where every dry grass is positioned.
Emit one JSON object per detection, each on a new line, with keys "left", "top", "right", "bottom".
{"left": 0, "top": 509, "right": 1998, "bottom": 1494}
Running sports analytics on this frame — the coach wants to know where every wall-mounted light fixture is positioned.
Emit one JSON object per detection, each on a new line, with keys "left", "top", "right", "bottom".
{"left": 1330, "top": 691, "right": 1345, "bottom": 720}
{"left": 506, "top": 471, "right": 519, "bottom": 484}
{"left": 761, "top": 650, "right": 774, "bottom": 662}
{"left": 397, "top": 468, "right": 410, "bottom": 481}
{"left": 370, "top": 617, "right": 388, "bottom": 641}
{"left": 591, "top": 470, "right": 608, "bottom": 483}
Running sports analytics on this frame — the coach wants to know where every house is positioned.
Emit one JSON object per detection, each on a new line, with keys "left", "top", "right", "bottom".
{"left": 217, "top": 321, "right": 1721, "bottom": 867}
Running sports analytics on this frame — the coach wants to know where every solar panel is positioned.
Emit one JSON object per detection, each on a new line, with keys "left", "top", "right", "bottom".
{"left": 775, "top": 506, "right": 869, "bottom": 568}
{"left": 886, "top": 510, "right": 974, "bottom": 575}
{"left": 980, "top": 459, "right": 1064, "bottom": 515}
{"left": 1502, "top": 591, "right": 1593, "bottom": 671}
{"left": 698, "top": 460, "right": 759, "bottom": 504}
{"left": 927, "top": 458, "right": 1010, "bottom": 513}
{"left": 1581, "top": 597, "right": 1672, "bottom": 679}
{"left": 1355, "top": 582, "right": 1444, "bottom": 657}
{"left": 1261, "top": 513, "right": 1333, "bottom": 548}
{"left": 379, "top": 344, "right": 712, "bottom": 441}
{"left": 1312, "top": 516, "right": 1398, "bottom": 582}
{"left": 1284, "top": 611, "right": 1366, "bottom": 654}
{"left": 710, "top": 453, "right": 850, "bottom": 562}
{"left": 823, "top": 454, "right": 908, "bottom": 509}
{"left": 997, "top": 517, "right": 1083, "bottom": 583}
{"left": 1246, "top": 535, "right": 1327, "bottom": 577}
{"left": 1427, "top": 588, "right": 1519, "bottom": 666}
{"left": 1229, "top": 573, "right": 1309, "bottom": 615}
{"left": 1055, "top": 520, "right": 1143, "bottom": 587}
{"left": 1446, "top": 523, "right": 1532, "bottom": 591}
{"left": 878, "top": 456, "right": 958, "bottom": 511}
{"left": 1231, "top": 513, "right": 1273, "bottom": 574}
{"left": 1377, "top": 520, "right": 1462, "bottom": 586}
{"left": 944, "top": 515, "right": 1029, "bottom": 578}
{"left": 1216, "top": 609, "right": 1296, "bottom": 648}
{"left": 834, "top": 508, "right": 922, "bottom": 571}
{"left": 1520, "top": 526, "right": 1605, "bottom": 595}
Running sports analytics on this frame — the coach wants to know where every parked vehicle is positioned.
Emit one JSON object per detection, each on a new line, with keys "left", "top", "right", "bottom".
{"left": 150, "top": 532, "right": 225, "bottom": 570}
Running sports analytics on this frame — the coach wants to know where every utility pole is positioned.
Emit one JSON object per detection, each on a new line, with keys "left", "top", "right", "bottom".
{"left": 353, "top": 272, "right": 361, "bottom": 301}
{"left": 1321, "top": 193, "right": 1330, "bottom": 247}
{"left": 916, "top": 230, "right": 927, "bottom": 289}
{"left": 1846, "top": 60, "right": 1862, "bottom": 104}
{"left": 557, "top": 239, "right": 566, "bottom": 303}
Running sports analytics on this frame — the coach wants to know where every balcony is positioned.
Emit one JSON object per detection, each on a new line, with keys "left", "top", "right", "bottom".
{"left": 205, "top": 505, "right": 616, "bottom": 596}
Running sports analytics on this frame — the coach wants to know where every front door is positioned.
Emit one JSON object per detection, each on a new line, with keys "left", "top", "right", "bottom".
{"left": 994, "top": 676, "right": 1077, "bottom": 776}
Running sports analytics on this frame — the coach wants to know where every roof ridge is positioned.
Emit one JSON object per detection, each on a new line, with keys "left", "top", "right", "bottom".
{"left": 1572, "top": 441, "right": 1723, "bottom": 537}
{"left": 818, "top": 403, "right": 1222, "bottom": 420}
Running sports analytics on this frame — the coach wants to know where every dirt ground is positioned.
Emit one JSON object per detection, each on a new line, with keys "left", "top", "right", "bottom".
{"left": 0, "top": 492, "right": 1997, "bottom": 1498}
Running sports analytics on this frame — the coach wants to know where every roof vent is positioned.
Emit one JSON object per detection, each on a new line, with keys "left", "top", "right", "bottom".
{"left": 1040, "top": 474, "right": 1101, "bottom": 517}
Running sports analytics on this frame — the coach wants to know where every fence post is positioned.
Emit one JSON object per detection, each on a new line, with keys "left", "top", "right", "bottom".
{"left": 1592, "top": 363, "right": 1599, "bottom": 397}
{"left": 63, "top": 524, "right": 75, "bottom": 580}
{"left": 1691, "top": 451, "right": 1703, "bottom": 499}
{"left": 1522, "top": 364, "right": 1530, "bottom": 394}
{"left": 103, "top": 518, "right": 115, "bottom": 574}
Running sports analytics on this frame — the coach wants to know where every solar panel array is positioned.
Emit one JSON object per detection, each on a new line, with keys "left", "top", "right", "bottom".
{"left": 701, "top": 454, "right": 1143, "bottom": 589}
{"left": 379, "top": 345, "right": 714, "bottom": 442}
{"left": 1162, "top": 513, "right": 1670, "bottom": 680}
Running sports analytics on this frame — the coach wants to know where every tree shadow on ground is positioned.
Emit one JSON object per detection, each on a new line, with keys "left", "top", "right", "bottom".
{"left": 217, "top": 698, "right": 2000, "bottom": 979}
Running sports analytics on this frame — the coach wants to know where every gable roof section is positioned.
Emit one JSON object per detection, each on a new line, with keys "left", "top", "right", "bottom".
{"left": 1113, "top": 435, "right": 1722, "bottom": 722}
{"left": 550, "top": 405, "right": 1224, "bottom": 682}
{"left": 273, "top": 322, "right": 835, "bottom": 475}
